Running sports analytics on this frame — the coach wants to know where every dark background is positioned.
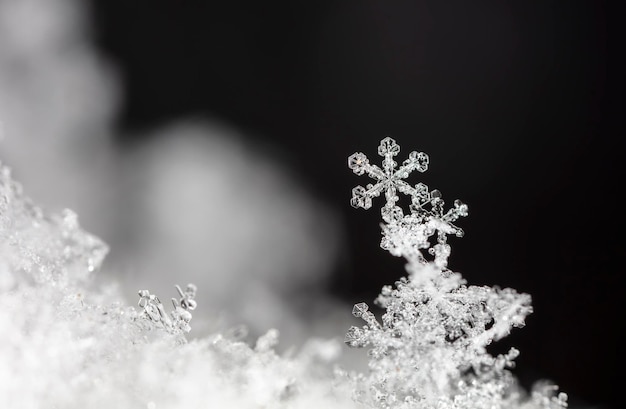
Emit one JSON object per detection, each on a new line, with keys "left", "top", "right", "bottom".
{"left": 89, "top": 1, "right": 623, "bottom": 408}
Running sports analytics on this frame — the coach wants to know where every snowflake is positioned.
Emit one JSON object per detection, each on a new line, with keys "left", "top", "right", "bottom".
{"left": 348, "top": 136, "right": 429, "bottom": 217}
{"left": 348, "top": 137, "right": 468, "bottom": 267}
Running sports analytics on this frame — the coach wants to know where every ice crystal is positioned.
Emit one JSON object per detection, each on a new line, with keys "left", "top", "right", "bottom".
{"left": 345, "top": 138, "right": 567, "bottom": 409}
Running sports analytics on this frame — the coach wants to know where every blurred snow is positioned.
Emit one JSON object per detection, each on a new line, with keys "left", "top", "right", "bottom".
{"left": 0, "top": 0, "right": 350, "bottom": 349}
{"left": 0, "top": 0, "right": 119, "bottom": 239}
{"left": 112, "top": 121, "right": 348, "bottom": 346}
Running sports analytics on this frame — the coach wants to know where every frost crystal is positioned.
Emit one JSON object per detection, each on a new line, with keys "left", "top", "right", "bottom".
{"left": 136, "top": 284, "right": 197, "bottom": 335}
{"left": 345, "top": 138, "right": 567, "bottom": 408}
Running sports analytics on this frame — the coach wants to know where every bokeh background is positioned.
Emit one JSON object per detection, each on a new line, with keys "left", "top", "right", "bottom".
{"left": 0, "top": 1, "right": 622, "bottom": 408}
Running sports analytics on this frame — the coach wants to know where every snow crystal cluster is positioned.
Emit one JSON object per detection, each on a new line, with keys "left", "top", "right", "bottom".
{"left": 0, "top": 137, "right": 568, "bottom": 408}
{"left": 343, "top": 137, "right": 568, "bottom": 409}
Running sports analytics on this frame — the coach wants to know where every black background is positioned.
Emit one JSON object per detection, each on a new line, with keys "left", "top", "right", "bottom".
{"left": 89, "top": 1, "right": 623, "bottom": 407}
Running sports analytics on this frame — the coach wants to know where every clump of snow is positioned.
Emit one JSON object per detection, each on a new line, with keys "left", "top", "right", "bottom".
{"left": 0, "top": 158, "right": 357, "bottom": 409}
